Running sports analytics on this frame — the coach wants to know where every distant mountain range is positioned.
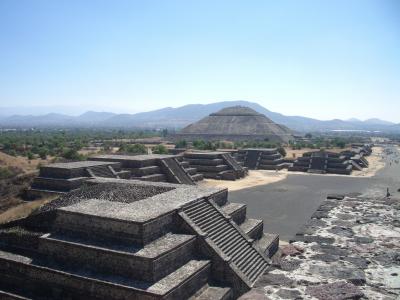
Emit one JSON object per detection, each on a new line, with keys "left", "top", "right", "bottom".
{"left": 0, "top": 100, "right": 399, "bottom": 132}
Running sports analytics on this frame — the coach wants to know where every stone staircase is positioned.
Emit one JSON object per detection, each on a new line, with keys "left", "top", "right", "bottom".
{"left": 0, "top": 208, "right": 231, "bottom": 299}
{"left": 183, "top": 152, "right": 247, "bottom": 181}
{"left": 218, "top": 199, "right": 279, "bottom": 259}
{"left": 86, "top": 165, "right": 119, "bottom": 178}
{"left": 0, "top": 180, "right": 277, "bottom": 299}
{"left": 181, "top": 199, "right": 269, "bottom": 284}
{"left": 161, "top": 158, "right": 195, "bottom": 185}
{"left": 178, "top": 159, "right": 204, "bottom": 182}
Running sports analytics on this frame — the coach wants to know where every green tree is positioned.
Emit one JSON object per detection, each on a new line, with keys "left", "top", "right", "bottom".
{"left": 277, "top": 147, "right": 286, "bottom": 157}
{"left": 26, "top": 151, "right": 34, "bottom": 160}
{"left": 119, "top": 143, "right": 147, "bottom": 154}
{"left": 62, "top": 148, "right": 82, "bottom": 160}
{"left": 38, "top": 148, "right": 48, "bottom": 159}
{"left": 152, "top": 144, "right": 169, "bottom": 154}
{"left": 175, "top": 140, "right": 187, "bottom": 148}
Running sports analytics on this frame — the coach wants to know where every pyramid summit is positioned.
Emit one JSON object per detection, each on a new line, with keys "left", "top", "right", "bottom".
{"left": 175, "top": 105, "right": 294, "bottom": 143}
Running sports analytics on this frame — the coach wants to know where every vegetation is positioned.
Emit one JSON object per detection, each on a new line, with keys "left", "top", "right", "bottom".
{"left": 277, "top": 147, "right": 286, "bottom": 157}
{"left": 152, "top": 144, "right": 169, "bottom": 154}
{"left": 0, "top": 129, "right": 159, "bottom": 159}
{"left": 175, "top": 140, "right": 188, "bottom": 148}
{"left": 192, "top": 140, "right": 218, "bottom": 151}
{"left": 118, "top": 143, "right": 147, "bottom": 154}
{"left": 289, "top": 136, "right": 350, "bottom": 150}
{"left": 0, "top": 167, "right": 15, "bottom": 179}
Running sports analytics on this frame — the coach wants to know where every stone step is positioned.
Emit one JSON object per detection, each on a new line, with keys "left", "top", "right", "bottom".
{"left": 220, "top": 234, "right": 243, "bottom": 254}
{"left": 185, "top": 167, "right": 198, "bottom": 175}
{"left": 184, "top": 153, "right": 222, "bottom": 160}
{"left": 184, "top": 158, "right": 224, "bottom": 166}
{"left": 212, "top": 227, "right": 236, "bottom": 245}
{"left": 218, "top": 170, "right": 237, "bottom": 181}
{"left": 0, "top": 290, "right": 31, "bottom": 300}
{"left": 180, "top": 161, "right": 190, "bottom": 168}
{"left": 132, "top": 165, "right": 161, "bottom": 176}
{"left": 255, "top": 233, "right": 279, "bottom": 258}
{"left": 191, "top": 173, "right": 204, "bottom": 182}
{"left": 190, "top": 165, "right": 229, "bottom": 173}
{"left": 0, "top": 250, "right": 211, "bottom": 300}
{"left": 221, "top": 203, "right": 246, "bottom": 225}
{"left": 182, "top": 200, "right": 268, "bottom": 285}
{"left": 199, "top": 217, "right": 226, "bottom": 231}
{"left": 239, "top": 218, "right": 263, "bottom": 240}
{"left": 234, "top": 246, "right": 257, "bottom": 269}
{"left": 190, "top": 207, "right": 219, "bottom": 222}
{"left": 192, "top": 285, "right": 232, "bottom": 300}
{"left": 39, "top": 232, "right": 196, "bottom": 282}
{"left": 184, "top": 201, "right": 210, "bottom": 215}
{"left": 140, "top": 173, "right": 167, "bottom": 182}
{"left": 31, "top": 176, "right": 88, "bottom": 193}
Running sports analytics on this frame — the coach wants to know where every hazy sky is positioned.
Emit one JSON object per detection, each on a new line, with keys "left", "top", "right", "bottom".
{"left": 0, "top": 0, "right": 399, "bottom": 121}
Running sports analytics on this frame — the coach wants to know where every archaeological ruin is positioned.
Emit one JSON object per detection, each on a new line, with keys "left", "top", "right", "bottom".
{"left": 30, "top": 161, "right": 130, "bottom": 195}
{"left": 175, "top": 106, "right": 294, "bottom": 143}
{"left": 235, "top": 148, "right": 288, "bottom": 170}
{"left": 89, "top": 154, "right": 203, "bottom": 184}
{"left": 289, "top": 150, "right": 353, "bottom": 175}
{"left": 183, "top": 151, "right": 248, "bottom": 180}
{"left": 0, "top": 178, "right": 278, "bottom": 299}
{"left": 30, "top": 154, "right": 205, "bottom": 195}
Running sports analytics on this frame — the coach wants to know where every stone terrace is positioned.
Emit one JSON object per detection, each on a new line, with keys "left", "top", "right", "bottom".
{"left": 0, "top": 178, "right": 279, "bottom": 299}
{"left": 247, "top": 194, "right": 400, "bottom": 300}
{"left": 235, "top": 148, "right": 288, "bottom": 171}
{"left": 90, "top": 154, "right": 203, "bottom": 184}
{"left": 30, "top": 160, "right": 129, "bottom": 194}
{"left": 183, "top": 152, "right": 248, "bottom": 180}
{"left": 289, "top": 151, "right": 353, "bottom": 175}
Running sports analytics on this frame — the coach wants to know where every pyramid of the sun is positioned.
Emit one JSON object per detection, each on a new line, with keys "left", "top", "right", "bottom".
{"left": 176, "top": 106, "right": 294, "bottom": 143}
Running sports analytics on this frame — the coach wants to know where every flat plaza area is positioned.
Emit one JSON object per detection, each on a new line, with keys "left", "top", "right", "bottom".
{"left": 202, "top": 146, "right": 399, "bottom": 241}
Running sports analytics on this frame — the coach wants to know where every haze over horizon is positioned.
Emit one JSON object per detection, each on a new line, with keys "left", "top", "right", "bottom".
{"left": 1, "top": 1, "right": 399, "bottom": 122}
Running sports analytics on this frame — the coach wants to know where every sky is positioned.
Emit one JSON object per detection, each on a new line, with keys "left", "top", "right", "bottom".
{"left": 0, "top": 0, "right": 399, "bottom": 121}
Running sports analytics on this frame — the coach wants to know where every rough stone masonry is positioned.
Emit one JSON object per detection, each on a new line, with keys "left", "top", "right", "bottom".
{"left": 247, "top": 194, "right": 400, "bottom": 300}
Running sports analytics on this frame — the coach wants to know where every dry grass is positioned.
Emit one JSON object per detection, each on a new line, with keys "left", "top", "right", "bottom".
{"left": 0, "top": 151, "right": 51, "bottom": 174}
{"left": 0, "top": 195, "right": 57, "bottom": 224}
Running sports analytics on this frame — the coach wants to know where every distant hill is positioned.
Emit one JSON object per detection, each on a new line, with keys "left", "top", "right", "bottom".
{"left": 0, "top": 100, "right": 398, "bottom": 132}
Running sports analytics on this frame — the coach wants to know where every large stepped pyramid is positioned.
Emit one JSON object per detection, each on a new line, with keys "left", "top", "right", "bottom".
{"left": 0, "top": 178, "right": 278, "bottom": 299}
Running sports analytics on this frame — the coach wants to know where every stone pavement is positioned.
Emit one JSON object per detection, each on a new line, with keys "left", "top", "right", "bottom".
{"left": 243, "top": 194, "right": 400, "bottom": 300}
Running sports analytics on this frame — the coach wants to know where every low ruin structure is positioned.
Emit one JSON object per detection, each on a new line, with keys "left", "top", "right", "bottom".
{"left": 0, "top": 179, "right": 278, "bottom": 299}
{"left": 30, "top": 154, "right": 204, "bottom": 194}
{"left": 90, "top": 154, "right": 203, "bottom": 184}
{"left": 30, "top": 161, "right": 130, "bottom": 194}
{"left": 236, "top": 148, "right": 288, "bottom": 170}
{"left": 183, "top": 151, "right": 248, "bottom": 180}
{"left": 340, "top": 144, "right": 372, "bottom": 169}
{"left": 175, "top": 106, "right": 294, "bottom": 143}
{"left": 289, "top": 151, "right": 353, "bottom": 175}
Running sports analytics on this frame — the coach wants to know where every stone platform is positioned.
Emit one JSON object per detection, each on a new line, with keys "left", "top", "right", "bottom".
{"left": 30, "top": 161, "right": 129, "bottom": 194}
{"left": 235, "top": 148, "right": 288, "bottom": 170}
{"left": 90, "top": 154, "right": 203, "bottom": 184}
{"left": 0, "top": 178, "right": 278, "bottom": 299}
{"left": 289, "top": 151, "right": 353, "bottom": 175}
{"left": 247, "top": 194, "right": 400, "bottom": 299}
{"left": 183, "top": 152, "right": 248, "bottom": 180}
